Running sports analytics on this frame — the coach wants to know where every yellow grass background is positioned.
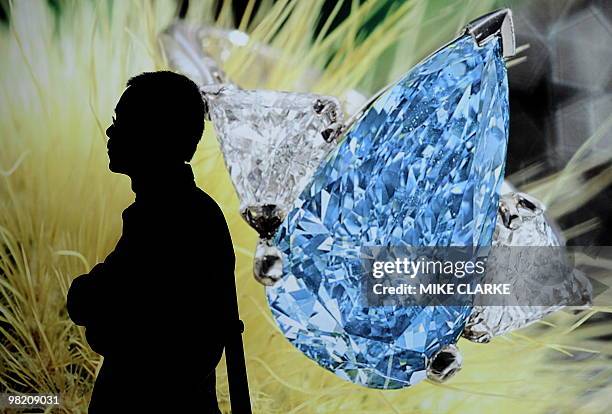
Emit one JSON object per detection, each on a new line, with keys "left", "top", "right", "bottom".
{"left": 1, "top": 0, "right": 612, "bottom": 413}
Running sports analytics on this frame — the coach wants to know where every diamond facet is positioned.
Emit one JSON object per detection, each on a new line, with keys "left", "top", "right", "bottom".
{"left": 463, "top": 193, "right": 592, "bottom": 343}
{"left": 266, "top": 34, "right": 509, "bottom": 389}
{"left": 204, "top": 88, "right": 342, "bottom": 234}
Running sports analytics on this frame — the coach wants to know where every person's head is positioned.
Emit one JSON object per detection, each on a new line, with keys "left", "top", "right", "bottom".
{"left": 105, "top": 71, "right": 205, "bottom": 176}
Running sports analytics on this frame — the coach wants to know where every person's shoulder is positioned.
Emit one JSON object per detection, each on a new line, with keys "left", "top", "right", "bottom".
{"left": 191, "top": 187, "right": 227, "bottom": 218}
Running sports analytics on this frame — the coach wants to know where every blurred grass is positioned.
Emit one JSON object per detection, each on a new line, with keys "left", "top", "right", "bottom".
{"left": 1, "top": 0, "right": 612, "bottom": 413}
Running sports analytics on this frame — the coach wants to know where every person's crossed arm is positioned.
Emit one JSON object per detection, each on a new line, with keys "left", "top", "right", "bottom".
{"left": 66, "top": 207, "right": 136, "bottom": 355}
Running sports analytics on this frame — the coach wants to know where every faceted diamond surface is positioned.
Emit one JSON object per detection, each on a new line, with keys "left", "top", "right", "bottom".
{"left": 206, "top": 88, "right": 341, "bottom": 215}
{"left": 267, "top": 34, "right": 509, "bottom": 388}
{"left": 494, "top": 193, "right": 563, "bottom": 246}
{"left": 464, "top": 193, "right": 592, "bottom": 343}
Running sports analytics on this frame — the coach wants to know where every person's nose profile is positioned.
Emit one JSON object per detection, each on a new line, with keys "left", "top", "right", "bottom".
{"left": 105, "top": 124, "right": 113, "bottom": 140}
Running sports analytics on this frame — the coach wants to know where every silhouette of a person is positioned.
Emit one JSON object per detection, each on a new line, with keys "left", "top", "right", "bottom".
{"left": 67, "top": 71, "right": 234, "bottom": 413}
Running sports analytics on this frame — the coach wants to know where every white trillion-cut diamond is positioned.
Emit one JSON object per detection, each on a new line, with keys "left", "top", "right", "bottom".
{"left": 463, "top": 192, "right": 592, "bottom": 343}
{"left": 203, "top": 87, "right": 342, "bottom": 225}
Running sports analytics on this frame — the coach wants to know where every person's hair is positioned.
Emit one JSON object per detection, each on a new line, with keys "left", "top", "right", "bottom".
{"left": 126, "top": 71, "right": 205, "bottom": 162}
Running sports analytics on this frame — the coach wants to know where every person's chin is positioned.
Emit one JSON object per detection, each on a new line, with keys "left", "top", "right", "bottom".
{"left": 108, "top": 159, "right": 126, "bottom": 174}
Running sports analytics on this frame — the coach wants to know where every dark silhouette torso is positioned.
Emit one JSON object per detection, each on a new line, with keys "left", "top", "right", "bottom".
{"left": 67, "top": 165, "right": 234, "bottom": 413}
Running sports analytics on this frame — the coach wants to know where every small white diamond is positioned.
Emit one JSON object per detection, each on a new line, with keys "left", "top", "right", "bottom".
{"left": 464, "top": 192, "right": 591, "bottom": 343}
{"left": 494, "top": 192, "right": 563, "bottom": 246}
{"left": 204, "top": 87, "right": 342, "bottom": 228}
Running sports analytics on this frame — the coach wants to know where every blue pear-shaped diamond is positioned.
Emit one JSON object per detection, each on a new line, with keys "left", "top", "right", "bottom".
{"left": 266, "top": 33, "right": 509, "bottom": 389}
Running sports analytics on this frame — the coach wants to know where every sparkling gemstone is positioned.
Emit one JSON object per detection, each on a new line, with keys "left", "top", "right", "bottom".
{"left": 267, "top": 34, "right": 509, "bottom": 389}
{"left": 463, "top": 193, "right": 592, "bottom": 343}
{"left": 494, "top": 192, "right": 563, "bottom": 246}
{"left": 204, "top": 88, "right": 341, "bottom": 217}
